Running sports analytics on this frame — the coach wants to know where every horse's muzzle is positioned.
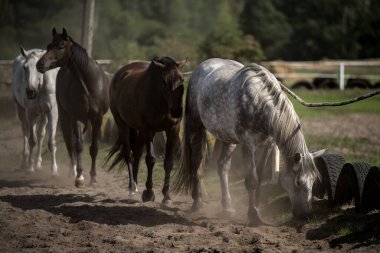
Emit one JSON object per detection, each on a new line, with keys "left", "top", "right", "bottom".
{"left": 26, "top": 87, "right": 37, "bottom": 99}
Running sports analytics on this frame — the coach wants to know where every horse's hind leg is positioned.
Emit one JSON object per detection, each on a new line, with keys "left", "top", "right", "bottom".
{"left": 47, "top": 107, "right": 58, "bottom": 176}
{"left": 130, "top": 129, "right": 144, "bottom": 190}
{"left": 218, "top": 142, "right": 237, "bottom": 214}
{"left": 35, "top": 115, "right": 48, "bottom": 171}
{"left": 89, "top": 116, "right": 103, "bottom": 186}
{"left": 142, "top": 131, "right": 156, "bottom": 202}
{"left": 60, "top": 111, "right": 77, "bottom": 178}
{"left": 162, "top": 125, "right": 181, "bottom": 205}
{"left": 189, "top": 124, "right": 207, "bottom": 211}
{"left": 242, "top": 143, "right": 265, "bottom": 226}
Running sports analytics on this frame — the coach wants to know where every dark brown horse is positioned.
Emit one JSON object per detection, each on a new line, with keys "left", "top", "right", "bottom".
{"left": 106, "top": 57, "right": 186, "bottom": 204}
{"left": 37, "top": 28, "right": 109, "bottom": 187}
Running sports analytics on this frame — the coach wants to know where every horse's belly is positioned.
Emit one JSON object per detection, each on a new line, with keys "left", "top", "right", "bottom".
{"left": 199, "top": 106, "right": 240, "bottom": 143}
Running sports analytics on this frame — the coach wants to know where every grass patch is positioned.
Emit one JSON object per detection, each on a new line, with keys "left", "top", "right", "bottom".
{"left": 338, "top": 226, "right": 352, "bottom": 237}
{"left": 289, "top": 89, "right": 380, "bottom": 118}
{"left": 305, "top": 134, "right": 380, "bottom": 164}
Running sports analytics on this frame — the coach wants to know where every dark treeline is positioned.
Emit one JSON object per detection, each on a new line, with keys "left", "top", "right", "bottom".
{"left": 1, "top": 0, "right": 379, "bottom": 66}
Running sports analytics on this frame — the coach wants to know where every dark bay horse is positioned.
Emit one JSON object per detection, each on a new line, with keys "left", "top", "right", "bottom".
{"left": 174, "top": 58, "right": 326, "bottom": 225}
{"left": 37, "top": 28, "right": 109, "bottom": 187}
{"left": 106, "top": 57, "right": 186, "bottom": 204}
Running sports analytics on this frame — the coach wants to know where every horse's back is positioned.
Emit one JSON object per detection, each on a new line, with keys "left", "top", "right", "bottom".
{"left": 187, "top": 59, "right": 245, "bottom": 143}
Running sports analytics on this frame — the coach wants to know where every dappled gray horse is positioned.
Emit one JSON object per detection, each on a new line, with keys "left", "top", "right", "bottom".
{"left": 12, "top": 47, "right": 59, "bottom": 175}
{"left": 174, "top": 58, "right": 325, "bottom": 225}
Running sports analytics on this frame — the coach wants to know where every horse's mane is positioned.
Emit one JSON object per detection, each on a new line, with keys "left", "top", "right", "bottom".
{"left": 152, "top": 56, "right": 177, "bottom": 68}
{"left": 68, "top": 36, "right": 89, "bottom": 70}
{"left": 151, "top": 56, "right": 180, "bottom": 82}
{"left": 240, "top": 63, "right": 318, "bottom": 178}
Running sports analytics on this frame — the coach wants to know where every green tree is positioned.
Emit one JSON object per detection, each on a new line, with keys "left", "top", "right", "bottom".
{"left": 240, "top": 0, "right": 292, "bottom": 60}
{"left": 201, "top": 0, "right": 264, "bottom": 63}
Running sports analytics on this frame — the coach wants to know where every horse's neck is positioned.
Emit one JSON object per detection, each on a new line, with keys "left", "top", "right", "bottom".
{"left": 268, "top": 100, "right": 308, "bottom": 160}
{"left": 68, "top": 57, "right": 90, "bottom": 79}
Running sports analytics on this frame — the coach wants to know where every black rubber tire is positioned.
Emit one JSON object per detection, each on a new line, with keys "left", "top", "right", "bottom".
{"left": 346, "top": 78, "right": 371, "bottom": 89}
{"left": 313, "top": 77, "right": 339, "bottom": 89}
{"left": 313, "top": 153, "right": 346, "bottom": 201}
{"left": 361, "top": 166, "right": 380, "bottom": 212}
{"left": 291, "top": 80, "right": 315, "bottom": 90}
{"left": 371, "top": 82, "right": 380, "bottom": 89}
{"left": 334, "top": 162, "right": 372, "bottom": 211}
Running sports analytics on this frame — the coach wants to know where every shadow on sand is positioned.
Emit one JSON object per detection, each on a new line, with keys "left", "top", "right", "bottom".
{"left": 0, "top": 193, "right": 194, "bottom": 227}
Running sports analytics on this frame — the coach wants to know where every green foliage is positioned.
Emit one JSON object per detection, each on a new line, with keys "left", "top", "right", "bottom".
{"left": 240, "top": 0, "right": 292, "bottom": 60}
{"left": 200, "top": 0, "right": 264, "bottom": 63}
{"left": 0, "top": 0, "right": 379, "bottom": 62}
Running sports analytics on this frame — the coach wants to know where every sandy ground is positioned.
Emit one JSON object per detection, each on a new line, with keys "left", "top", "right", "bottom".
{"left": 0, "top": 115, "right": 379, "bottom": 253}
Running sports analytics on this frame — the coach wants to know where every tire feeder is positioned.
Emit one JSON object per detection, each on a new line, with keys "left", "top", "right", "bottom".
{"left": 313, "top": 153, "right": 346, "bottom": 202}
{"left": 334, "top": 162, "right": 372, "bottom": 211}
{"left": 361, "top": 166, "right": 380, "bottom": 212}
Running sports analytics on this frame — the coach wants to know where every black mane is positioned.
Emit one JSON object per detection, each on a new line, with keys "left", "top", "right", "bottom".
{"left": 152, "top": 56, "right": 177, "bottom": 68}
{"left": 69, "top": 36, "right": 89, "bottom": 69}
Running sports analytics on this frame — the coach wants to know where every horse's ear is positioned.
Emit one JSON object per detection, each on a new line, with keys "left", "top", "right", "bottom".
{"left": 19, "top": 46, "right": 27, "bottom": 57}
{"left": 52, "top": 27, "right": 57, "bottom": 37}
{"left": 153, "top": 60, "right": 165, "bottom": 69}
{"left": 62, "top": 28, "right": 69, "bottom": 40}
{"left": 311, "top": 149, "right": 327, "bottom": 158}
{"left": 177, "top": 58, "right": 188, "bottom": 70}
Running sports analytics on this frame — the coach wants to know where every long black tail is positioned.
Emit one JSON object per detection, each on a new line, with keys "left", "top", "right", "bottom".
{"left": 172, "top": 84, "right": 208, "bottom": 195}
{"left": 104, "top": 139, "right": 126, "bottom": 171}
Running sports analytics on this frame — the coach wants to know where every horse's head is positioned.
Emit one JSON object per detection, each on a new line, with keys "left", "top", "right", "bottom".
{"left": 280, "top": 149, "right": 326, "bottom": 218}
{"left": 37, "top": 27, "right": 72, "bottom": 73}
{"left": 19, "top": 46, "right": 44, "bottom": 99}
{"left": 150, "top": 57, "right": 187, "bottom": 118}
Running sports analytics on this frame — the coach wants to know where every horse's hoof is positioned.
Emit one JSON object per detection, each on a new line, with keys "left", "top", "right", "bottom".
{"left": 75, "top": 175, "right": 85, "bottom": 188}
{"left": 191, "top": 201, "right": 203, "bottom": 212}
{"left": 248, "top": 208, "right": 266, "bottom": 227}
{"left": 36, "top": 161, "right": 42, "bottom": 171}
{"left": 26, "top": 167, "right": 35, "bottom": 174}
{"left": 51, "top": 171, "right": 59, "bottom": 177}
{"left": 162, "top": 198, "right": 173, "bottom": 206}
{"left": 90, "top": 178, "right": 98, "bottom": 187}
{"left": 142, "top": 190, "right": 155, "bottom": 202}
{"left": 129, "top": 183, "right": 138, "bottom": 195}
{"left": 222, "top": 208, "right": 236, "bottom": 217}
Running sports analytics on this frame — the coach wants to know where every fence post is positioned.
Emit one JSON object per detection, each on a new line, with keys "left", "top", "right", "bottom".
{"left": 339, "top": 63, "right": 345, "bottom": 90}
{"left": 81, "top": 0, "right": 95, "bottom": 57}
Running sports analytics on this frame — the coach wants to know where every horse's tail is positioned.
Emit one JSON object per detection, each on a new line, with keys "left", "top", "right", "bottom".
{"left": 172, "top": 100, "right": 208, "bottom": 196}
{"left": 104, "top": 139, "right": 126, "bottom": 172}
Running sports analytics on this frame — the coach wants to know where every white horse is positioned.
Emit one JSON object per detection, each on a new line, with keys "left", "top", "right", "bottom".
{"left": 174, "top": 58, "right": 326, "bottom": 225}
{"left": 12, "top": 47, "right": 59, "bottom": 175}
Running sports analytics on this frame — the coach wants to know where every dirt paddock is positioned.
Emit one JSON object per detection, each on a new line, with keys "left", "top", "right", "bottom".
{"left": 0, "top": 115, "right": 379, "bottom": 253}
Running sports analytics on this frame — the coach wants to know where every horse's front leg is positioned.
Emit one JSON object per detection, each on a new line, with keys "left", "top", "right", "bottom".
{"left": 26, "top": 113, "right": 37, "bottom": 173}
{"left": 35, "top": 115, "right": 48, "bottom": 171}
{"left": 218, "top": 142, "right": 237, "bottom": 214}
{"left": 142, "top": 132, "right": 156, "bottom": 202}
{"left": 47, "top": 107, "right": 58, "bottom": 176}
{"left": 74, "top": 121, "right": 85, "bottom": 187}
{"left": 89, "top": 116, "right": 102, "bottom": 186}
{"left": 162, "top": 127, "right": 180, "bottom": 205}
{"left": 16, "top": 104, "right": 29, "bottom": 170}
{"left": 242, "top": 144, "right": 265, "bottom": 226}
